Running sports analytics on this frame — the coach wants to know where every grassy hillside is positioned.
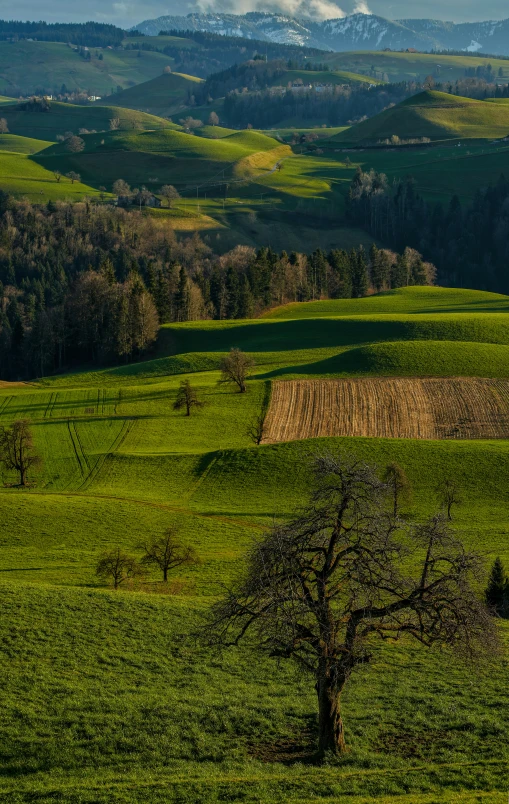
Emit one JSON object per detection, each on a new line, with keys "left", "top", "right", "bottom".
{"left": 335, "top": 90, "right": 509, "bottom": 144}
{"left": 0, "top": 133, "right": 52, "bottom": 154}
{"left": 98, "top": 71, "right": 204, "bottom": 117}
{"left": 324, "top": 50, "right": 509, "bottom": 83}
{"left": 0, "top": 40, "right": 175, "bottom": 97}
{"left": 1, "top": 285, "right": 509, "bottom": 802}
{"left": 0, "top": 100, "right": 173, "bottom": 141}
{"left": 269, "top": 68, "right": 382, "bottom": 87}
{"left": 0, "top": 149, "right": 104, "bottom": 200}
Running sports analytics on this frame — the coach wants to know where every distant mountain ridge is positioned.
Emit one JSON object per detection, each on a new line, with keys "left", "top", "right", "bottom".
{"left": 132, "top": 12, "right": 509, "bottom": 56}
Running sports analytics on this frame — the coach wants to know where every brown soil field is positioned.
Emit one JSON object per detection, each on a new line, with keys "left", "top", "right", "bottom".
{"left": 262, "top": 378, "right": 509, "bottom": 442}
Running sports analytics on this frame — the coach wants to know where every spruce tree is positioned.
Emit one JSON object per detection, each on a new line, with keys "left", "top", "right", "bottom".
{"left": 485, "top": 557, "right": 509, "bottom": 617}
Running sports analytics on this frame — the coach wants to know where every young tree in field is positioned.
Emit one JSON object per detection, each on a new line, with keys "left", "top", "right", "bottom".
{"left": 161, "top": 184, "right": 180, "bottom": 208}
{"left": 65, "top": 135, "right": 85, "bottom": 153}
{"left": 173, "top": 379, "right": 205, "bottom": 416}
{"left": 66, "top": 171, "right": 81, "bottom": 184}
{"left": 247, "top": 412, "right": 266, "bottom": 445}
{"left": 53, "top": 170, "right": 62, "bottom": 183}
{"left": 383, "top": 462, "right": 411, "bottom": 517}
{"left": 0, "top": 420, "right": 41, "bottom": 487}
{"left": 219, "top": 348, "right": 254, "bottom": 393}
{"left": 437, "top": 477, "right": 462, "bottom": 520}
{"left": 109, "top": 117, "right": 121, "bottom": 131}
{"left": 208, "top": 111, "right": 219, "bottom": 126}
{"left": 139, "top": 529, "right": 199, "bottom": 582}
{"left": 95, "top": 547, "right": 141, "bottom": 589}
{"left": 207, "top": 453, "right": 497, "bottom": 758}
{"left": 0, "top": 118, "right": 8, "bottom": 133}
{"left": 485, "top": 557, "right": 509, "bottom": 617}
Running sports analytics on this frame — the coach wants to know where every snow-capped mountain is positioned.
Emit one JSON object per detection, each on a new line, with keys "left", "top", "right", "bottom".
{"left": 132, "top": 12, "right": 509, "bottom": 55}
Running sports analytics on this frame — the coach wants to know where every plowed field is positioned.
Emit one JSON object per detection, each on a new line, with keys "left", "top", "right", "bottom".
{"left": 263, "top": 378, "right": 509, "bottom": 442}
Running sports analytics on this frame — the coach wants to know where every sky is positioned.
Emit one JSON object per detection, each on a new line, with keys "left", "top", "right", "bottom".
{"left": 0, "top": 0, "right": 507, "bottom": 28}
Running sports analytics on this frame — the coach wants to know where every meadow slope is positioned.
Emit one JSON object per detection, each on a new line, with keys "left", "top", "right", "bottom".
{"left": 1, "top": 286, "right": 508, "bottom": 802}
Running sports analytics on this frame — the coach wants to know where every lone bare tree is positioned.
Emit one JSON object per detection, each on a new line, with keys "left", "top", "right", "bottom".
{"left": 0, "top": 420, "right": 41, "bottom": 487}
{"left": 247, "top": 412, "right": 266, "bottom": 444}
{"left": 383, "top": 462, "right": 411, "bottom": 517}
{"left": 161, "top": 184, "right": 180, "bottom": 208}
{"left": 109, "top": 117, "right": 121, "bottom": 131}
{"left": 66, "top": 171, "right": 81, "bottom": 184}
{"left": 112, "top": 178, "right": 130, "bottom": 197}
{"left": 208, "top": 111, "right": 219, "bottom": 126}
{"left": 0, "top": 118, "right": 9, "bottom": 133}
{"left": 139, "top": 529, "right": 199, "bottom": 582}
{"left": 65, "top": 135, "right": 85, "bottom": 153}
{"left": 207, "top": 453, "right": 497, "bottom": 758}
{"left": 220, "top": 348, "right": 254, "bottom": 393}
{"left": 96, "top": 547, "right": 141, "bottom": 589}
{"left": 437, "top": 477, "right": 462, "bottom": 520}
{"left": 173, "top": 379, "right": 205, "bottom": 416}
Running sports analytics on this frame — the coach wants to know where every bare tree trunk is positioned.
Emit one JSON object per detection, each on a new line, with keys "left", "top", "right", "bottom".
{"left": 317, "top": 672, "right": 346, "bottom": 756}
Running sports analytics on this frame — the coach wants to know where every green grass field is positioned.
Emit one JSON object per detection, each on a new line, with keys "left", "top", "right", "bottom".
{"left": 335, "top": 90, "right": 509, "bottom": 145}
{"left": 324, "top": 50, "right": 509, "bottom": 83}
{"left": 1, "top": 285, "right": 509, "bottom": 802}
{"left": 99, "top": 71, "right": 204, "bottom": 117}
{"left": 0, "top": 40, "right": 176, "bottom": 97}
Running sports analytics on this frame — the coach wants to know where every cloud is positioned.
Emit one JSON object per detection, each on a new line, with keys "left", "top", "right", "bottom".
{"left": 353, "top": 0, "right": 371, "bottom": 12}
{"left": 196, "top": 0, "right": 347, "bottom": 19}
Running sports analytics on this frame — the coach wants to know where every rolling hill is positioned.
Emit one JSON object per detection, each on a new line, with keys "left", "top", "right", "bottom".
{"left": 0, "top": 100, "right": 174, "bottom": 141}
{"left": 0, "top": 40, "right": 178, "bottom": 97}
{"left": 98, "top": 72, "right": 204, "bottom": 117}
{"left": 334, "top": 90, "right": 509, "bottom": 145}
{"left": 0, "top": 285, "right": 509, "bottom": 802}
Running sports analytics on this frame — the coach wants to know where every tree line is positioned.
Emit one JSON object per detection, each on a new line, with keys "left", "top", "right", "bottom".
{"left": 346, "top": 168, "right": 509, "bottom": 293}
{"left": 0, "top": 20, "right": 125, "bottom": 47}
{"left": 0, "top": 193, "right": 433, "bottom": 379}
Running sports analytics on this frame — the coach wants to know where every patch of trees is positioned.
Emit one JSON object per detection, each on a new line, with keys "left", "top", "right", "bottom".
{"left": 0, "top": 20, "right": 125, "bottom": 47}
{"left": 347, "top": 168, "right": 509, "bottom": 293}
{"left": 0, "top": 193, "right": 434, "bottom": 379}
{"left": 125, "top": 31, "right": 323, "bottom": 80}
{"left": 207, "top": 452, "right": 498, "bottom": 757}
{"left": 221, "top": 81, "right": 419, "bottom": 129}
{"left": 96, "top": 531, "right": 199, "bottom": 588}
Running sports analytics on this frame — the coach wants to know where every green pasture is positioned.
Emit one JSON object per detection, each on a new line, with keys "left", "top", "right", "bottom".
{"left": 324, "top": 49, "right": 509, "bottom": 82}
{"left": 99, "top": 71, "right": 204, "bottom": 117}
{"left": 0, "top": 150, "right": 102, "bottom": 200}
{"left": 336, "top": 90, "right": 509, "bottom": 145}
{"left": 1, "top": 100, "right": 173, "bottom": 141}
{"left": 1, "top": 285, "right": 509, "bottom": 800}
{"left": 269, "top": 68, "right": 382, "bottom": 86}
{"left": 0, "top": 40, "right": 174, "bottom": 97}
{"left": 0, "top": 133, "right": 52, "bottom": 154}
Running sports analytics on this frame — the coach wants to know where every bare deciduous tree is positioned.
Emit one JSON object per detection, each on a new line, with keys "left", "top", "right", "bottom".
{"left": 109, "top": 117, "right": 121, "bottom": 131}
{"left": 219, "top": 348, "right": 254, "bottom": 393}
{"left": 437, "top": 477, "right": 462, "bottom": 520}
{"left": 112, "top": 178, "right": 130, "bottom": 197}
{"left": 208, "top": 111, "right": 219, "bottom": 126}
{"left": 161, "top": 184, "right": 180, "bottom": 208}
{"left": 247, "top": 412, "right": 266, "bottom": 444}
{"left": 0, "top": 419, "right": 41, "bottom": 487}
{"left": 173, "top": 379, "right": 205, "bottom": 416}
{"left": 139, "top": 529, "right": 199, "bottom": 582}
{"left": 383, "top": 462, "right": 411, "bottom": 517}
{"left": 65, "top": 135, "right": 85, "bottom": 153}
{"left": 66, "top": 171, "right": 81, "bottom": 184}
{"left": 54, "top": 170, "right": 61, "bottom": 183}
{"left": 0, "top": 118, "right": 9, "bottom": 133}
{"left": 96, "top": 547, "right": 141, "bottom": 589}
{"left": 206, "top": 453, "right": 497, "bottom": 758}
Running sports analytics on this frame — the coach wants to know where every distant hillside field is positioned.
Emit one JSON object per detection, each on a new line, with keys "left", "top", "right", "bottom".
{"left": 99, "top": 72, "right": 204, "bottom": 117}
{"left": 325, "top": 50, "right": 509, "bottom": 83}
{"left": 0, "top": 149, "right": 105, "bottom": 200}
{"left": 335, "top": 90, "right": 509, "bottom": 144}
{"left": 0, "top": 100, "right": 174, "bottom": 141}
{"left": 0, "top": 40, "right": 175, "bottom": 97}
